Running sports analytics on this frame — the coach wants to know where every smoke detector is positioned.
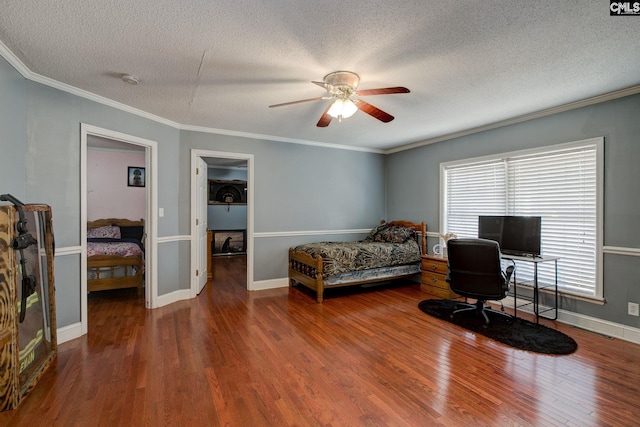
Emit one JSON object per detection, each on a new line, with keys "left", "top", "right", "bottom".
{"left": 121, "top": 74, "right": 139, "bottom": 85}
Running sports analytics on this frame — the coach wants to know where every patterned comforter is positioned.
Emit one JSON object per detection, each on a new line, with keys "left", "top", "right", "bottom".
{"left": 87, "top": 238, "right": 143, "bottom": 258}
{"left": 293, "top": 239, "right": 421, "bottom": 278}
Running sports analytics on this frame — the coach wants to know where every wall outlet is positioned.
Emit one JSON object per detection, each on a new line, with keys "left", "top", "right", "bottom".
{"left": 629, "top": 302, "right": 640, "bottom": 317}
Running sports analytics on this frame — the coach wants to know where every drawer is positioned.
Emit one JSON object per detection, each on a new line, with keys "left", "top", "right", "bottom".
{"left": 421, "top": 272, "right": 450, "bottom": 290}
{"left": 421, "top": 259, "right": 447, "bottom": 274}
{"left": 420, "top": 283, "right": 458, "bottom": 299}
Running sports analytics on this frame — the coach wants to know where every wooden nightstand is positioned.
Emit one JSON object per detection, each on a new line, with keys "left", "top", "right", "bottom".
{"left": 420, "top": 254, "right": 459, "bottom": 298}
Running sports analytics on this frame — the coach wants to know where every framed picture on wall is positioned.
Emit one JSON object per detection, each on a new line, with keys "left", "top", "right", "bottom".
{"left": 127, "top": 167, "right": 145, "bottom": 187}
{"left": 211, "top": 229, "right": 247, "bottom": 255}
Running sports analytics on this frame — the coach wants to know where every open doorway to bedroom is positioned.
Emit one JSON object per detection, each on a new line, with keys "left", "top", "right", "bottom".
{"left": 190, "top": 150, "right": 253, "bottom": 296}
{"left": 86, "top": 136, "right": 146, "bottom": 301}
{"left": 81, "top": 124, "right": 158, "bottom": 337}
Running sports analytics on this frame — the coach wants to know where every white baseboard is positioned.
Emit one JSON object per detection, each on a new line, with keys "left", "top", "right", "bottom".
{"left": 251, "top": 277, "right": 289, "bottom": 291}
{"left": 57, "top": 322, "right": 82, "bottom": 344}
{"left": 154, "top": 289, "right": 192, "bottom": 308}
{"left": 497, "top": 299, "right": 640, "bottom": 345}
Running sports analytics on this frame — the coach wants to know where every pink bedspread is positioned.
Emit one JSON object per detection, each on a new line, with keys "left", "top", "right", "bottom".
{"left": 87, "top": 241, "right": 143, "bottom": 258}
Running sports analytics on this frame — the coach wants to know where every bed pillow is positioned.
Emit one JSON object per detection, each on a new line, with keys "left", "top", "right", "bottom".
{"left": 87, "top": 225, "right": 121, "bottom": 239}
{"left": 119, "top": 225, "right": 144, "bottom": 242}
{"left": 364, "top": 223, "right": 390, "bottom": 241}
{"left": 373, "top": 226, "right": 416, "bottom": 244}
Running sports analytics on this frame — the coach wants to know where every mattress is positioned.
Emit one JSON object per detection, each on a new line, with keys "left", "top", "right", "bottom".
{"left": 293, "top": 239, "right": 421, "bottom": 277}
{"left": 324, "top": 263, "right": 420, "bottom": 286}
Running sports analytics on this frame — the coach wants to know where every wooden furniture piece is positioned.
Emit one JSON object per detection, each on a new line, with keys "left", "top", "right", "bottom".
{"left": 0, "top": 203, "right": 57, "bottom": 410}
{"left": 87, "top": 218, "right": 144, "bottom": 295}
{"left": 420, "top": 254, "right": 459, "bottom": 299}
{"left": 289, "top": 220, "right": 427, "bottom": 303}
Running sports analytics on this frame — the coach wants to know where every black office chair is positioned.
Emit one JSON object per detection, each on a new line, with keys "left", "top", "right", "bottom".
{"left": 446, "top": 238, "right": 515, "bottom": 325}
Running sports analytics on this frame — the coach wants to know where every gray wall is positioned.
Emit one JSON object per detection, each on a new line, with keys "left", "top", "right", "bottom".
{"left": 5, "top": 46, "right": 638, "bottom": 331}
{"left": 387, "top": 93, "right": 640, "bottom": 328}
{"left": 0, "top": 57, "right": 26, "bottom": 200}
{"left": 0, "top": 54, "right": 386, "bottom": 327}
{"left": 0, "top": 56, "right": 185, "bottom": 326}
{"left": 179, "top": 131, "right": 387, "bottom": 281}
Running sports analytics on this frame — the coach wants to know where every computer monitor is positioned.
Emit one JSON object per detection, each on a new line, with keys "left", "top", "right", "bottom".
{"left": 478, "top": 215, "right": 542, "bottom": 257}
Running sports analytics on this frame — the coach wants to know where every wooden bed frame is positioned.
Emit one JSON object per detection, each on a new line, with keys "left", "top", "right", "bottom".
{"left": 289, "top": 220, "right": 427, "bottom": 303}
{"left": 87, "top": 218, "right": 144, "bottom": 295}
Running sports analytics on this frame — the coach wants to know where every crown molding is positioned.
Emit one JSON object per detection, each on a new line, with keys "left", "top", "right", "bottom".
{"left": 3, "top": 40, "right": 638, "bottom": 157}
{"left": 0, "top": 40, "right": 30, "bottom": 76}
{"left": 179, "top": 124, "right": 383, "bottom": 153}
{"left": 0, "top": 41, "right": 382, "bottom": 154}
{"left": 0, "top": 41, "right": 182, "bottom": 129}
{"left": 386, "top": 84, "right": 640, "bottom": 154}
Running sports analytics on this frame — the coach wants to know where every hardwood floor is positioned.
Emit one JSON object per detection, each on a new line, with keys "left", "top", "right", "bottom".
{"left": 2, "top": 255, "right": 639, "bottom": 426}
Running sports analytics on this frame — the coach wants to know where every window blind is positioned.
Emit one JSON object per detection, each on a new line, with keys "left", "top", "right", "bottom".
{"left": 443, "top": 141, "right": 601, "bottom": 297}
{"left": 445, "top": 160, "right": 506, "bottom": 238}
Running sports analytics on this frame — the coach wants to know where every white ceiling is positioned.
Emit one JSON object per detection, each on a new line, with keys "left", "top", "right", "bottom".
{"left": 2, "top": 1, "right": 639, "bottom": 151}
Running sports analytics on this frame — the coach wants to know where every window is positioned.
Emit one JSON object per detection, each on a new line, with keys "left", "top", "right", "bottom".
{"left": 440, "top": 138, "right": 603, "bottom": 299}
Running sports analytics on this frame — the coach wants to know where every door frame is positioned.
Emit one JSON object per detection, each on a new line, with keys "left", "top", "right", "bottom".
{"left": 190, "top": 149, "right": 254, "bottom": 296}
{"left": 80, "top": 124, "right": 159, "bottom": 335}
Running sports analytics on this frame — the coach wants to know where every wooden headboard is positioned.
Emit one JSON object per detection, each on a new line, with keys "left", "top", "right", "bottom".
{"left": 384, "top": 220, "right": 427, "bottom": 255}
{"left": 88, "top": 218, "right": 144, "bottom": 228}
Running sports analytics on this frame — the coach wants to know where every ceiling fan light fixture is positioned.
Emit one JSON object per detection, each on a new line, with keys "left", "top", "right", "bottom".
{"left": 327, "top": 98, "right": 357, "bottom": 120}
{"left": 269, "top": 70, "right": 408, "bottom": 127}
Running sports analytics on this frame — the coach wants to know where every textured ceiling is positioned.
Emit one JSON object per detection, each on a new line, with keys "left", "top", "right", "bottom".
{"left": 1, "top": 1, "right": 640, "bottom": 151}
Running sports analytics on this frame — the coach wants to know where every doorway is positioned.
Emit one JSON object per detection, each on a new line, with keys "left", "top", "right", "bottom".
{"left": 190, "top": 150, "right": 253, "bottom": 296}
{"left": 80, "top": 124, "right": 158, "bottom": 336}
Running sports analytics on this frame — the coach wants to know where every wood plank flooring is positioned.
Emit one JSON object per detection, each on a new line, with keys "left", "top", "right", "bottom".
{"left": 1, "top": 255, "right": 639, "bottom": 426}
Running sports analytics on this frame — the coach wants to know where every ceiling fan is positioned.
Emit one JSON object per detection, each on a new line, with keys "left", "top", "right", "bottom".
{"left": 268, "top": 71, "right": 410, "bottom": 127}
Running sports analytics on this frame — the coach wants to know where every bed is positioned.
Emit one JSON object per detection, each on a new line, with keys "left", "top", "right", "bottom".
{"left": 87, "top": 218, "right": 145, "bottom": 295}
{"left": 289, "top": 220, "right": 427, "bottom": 303}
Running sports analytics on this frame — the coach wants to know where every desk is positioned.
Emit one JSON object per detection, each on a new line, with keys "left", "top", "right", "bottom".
{"left": 502, "top": 254, "right": 559, "bottom": 323}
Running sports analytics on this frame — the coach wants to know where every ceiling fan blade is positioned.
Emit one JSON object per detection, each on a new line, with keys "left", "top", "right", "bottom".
{"left": 312, "top": 81, "right": 329, "bottom": 89}
{"left": 269, "top": 97, "right": 325, "bottom": 108}
{"left": 316, "top": 104, "right": 333, "bottom": 127}
{"left": 354, "top": 100, "right": 395, "bottom": 123}
{"left": 356, "top": 87, "right": 410, "bottom": 96}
